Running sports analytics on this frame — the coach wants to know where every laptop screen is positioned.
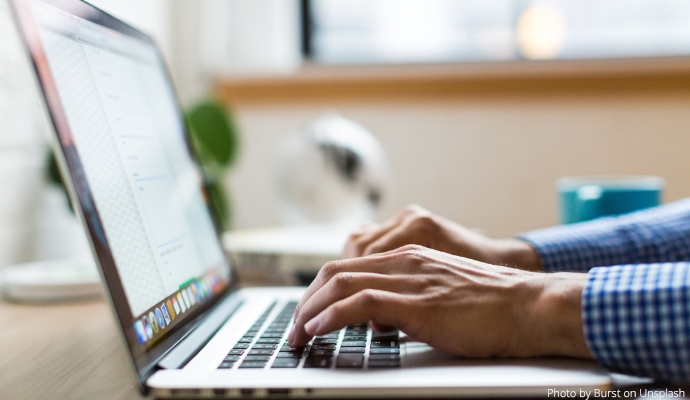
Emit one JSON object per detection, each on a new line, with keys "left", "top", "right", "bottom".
{"left": 11, "top": 0, "right": 234, "bottom": 371}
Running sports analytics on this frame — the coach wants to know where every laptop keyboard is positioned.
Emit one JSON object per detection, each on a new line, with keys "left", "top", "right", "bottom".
{"left": 217, "top": 301, "right": 400, "bottom": 370}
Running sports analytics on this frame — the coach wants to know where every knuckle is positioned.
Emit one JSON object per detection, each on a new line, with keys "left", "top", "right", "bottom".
{"left": 365, "top": 244, "right": 383, "bottom": 255}
{"left": 321, "top": 260, "right": 342, "bottom": 277}
{"left": 410, "top": 214, "right": 436, "bottom": 230}
{"left": 331, "top": 272, "right": 354, "bottom": 290}
{"left": 346, "top": 238, "right": 366, "bottom": 254}
{"left": 398, "top": 244, "right": 426, "bottom": 256}
{"left": 357, "top": 289, "right": 380, "bottom": 307}
{"left": 346, "top": 233, "right": 359, "bottom": 243}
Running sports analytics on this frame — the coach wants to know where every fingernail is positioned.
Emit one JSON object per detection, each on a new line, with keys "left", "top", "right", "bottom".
{"left": 287, "top": 325, "right": 295, "bottom": 343}
{"left": 304, "top": 316, "right": 321, "bottom": 335}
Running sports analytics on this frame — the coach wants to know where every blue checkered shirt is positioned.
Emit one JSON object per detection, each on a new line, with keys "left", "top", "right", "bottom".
{"left": 520, "top": 198, "right": 690, "bottom": 383}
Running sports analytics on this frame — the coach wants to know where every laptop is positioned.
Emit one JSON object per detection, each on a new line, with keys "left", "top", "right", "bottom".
{"left": 9, "top": 0, "right": 612, "bottom": 397}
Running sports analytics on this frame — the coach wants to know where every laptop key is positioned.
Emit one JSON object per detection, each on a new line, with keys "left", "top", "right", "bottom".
{"left": 368, "top": 360, "right": 400, "bottom": 368}
{"left": 309, "top": 349, "right": 335, "bottom": 357}
{"left": 237, "top": 336, "right": 254, "bottom": 343}
{"left": 233, "top": 343, "right": 250, "bottom": 349}
{"left": 251, "top": 343, "right": 278, "bottom": 349}
{"left": 227, "top": 349, "right": 245, "bottom": 355}
{"left": 280, "top": 345, "right": 304, "bottom": 352}
{"left": 260, "top": 332, "right": 283, "bottom": 338}
{"left": 312, "top": 338, "right": 338, "bottom": 345}
{"left": 304, "top": 357, "right": 332, "bottom": 368}
{"left": 248, "top": 349, "right": 274, "bottom": 355}
{"left": 276, "top": 351, "right": 303, "bottom": 358}
{"left": 311, "top": 344, "right": 336, "bottom": 351}
{"left": 340, "top": 341, "right": 366, "bottom": 347}
{"left": 256, "top": 338, "right": 282, "bottom": 344}
{"left": 336, "top": 353, "right": 364, "bottom": 368}
{"left": 218, "top": 361, "right": 235, "bottom": 369}
{"left": 239, "top": 361, "right": 267, "bottom": 369}
{"left": 272, "top": 358, "right": 299, "bottom": 368}
{"left": 338, "top": 347, "right": 365, "bottom": 353}
{"left": 370, "top": 347, "right": 399, "bottom": 354}
{"left": 316, "top": 333, "right": 339, "bottom": 339}
{"left": 224, "top": 355, "right": 241, "bottom": 362}
{"left": 343, "top": 335, "right": 367, "bottom": 342}
{"left": 263, "top": 328, "right": 287, "bottom": 333}
{"left": 371, "top": 341, "right": 399, "bottom": 348}
{"left": 368, "top": 353, "right": 400, "bottom": 360}
{"left": 244, "top": 355, "right": 271, "bottom": 362}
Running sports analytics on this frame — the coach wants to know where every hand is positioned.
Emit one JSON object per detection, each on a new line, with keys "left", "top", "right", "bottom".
{"left": 288, "top": 245, "right": 593, "bottom": 360}
{"left": 344, "top": 205, "right": 542, "bottom": 271}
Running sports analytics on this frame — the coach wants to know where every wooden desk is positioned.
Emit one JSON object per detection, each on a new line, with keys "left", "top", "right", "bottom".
{"left": 0, "top": 298, "right": 143, "bottom": 400}
{"left": 1, "top": 297, "right": 688, "bottom": 400}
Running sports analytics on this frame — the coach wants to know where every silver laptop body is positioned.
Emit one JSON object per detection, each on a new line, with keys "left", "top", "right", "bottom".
{"left": 9, "top": 0, "right": 611, "bottom": 397}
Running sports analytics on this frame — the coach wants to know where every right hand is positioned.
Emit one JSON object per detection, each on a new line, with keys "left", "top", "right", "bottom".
{"left": 289, "top": 245, "right": 590, "bottom": 360}
{"left": 343, "top": 205, "right": 542, "bottom": 271}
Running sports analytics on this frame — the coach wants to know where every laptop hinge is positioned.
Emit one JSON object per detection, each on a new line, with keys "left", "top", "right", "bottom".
{"left": 157, "top": 293, "right": 244, "bottom": 370}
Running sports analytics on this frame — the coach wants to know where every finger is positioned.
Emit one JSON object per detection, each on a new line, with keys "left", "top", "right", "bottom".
{"left": 290, "top": 246, "right": 425, "bottom": 342}
{"left": 362, "top": 224, "right": 420, "bottom": 256}
{"left": 343, "top": 219, "right": 400, "bottom": 259}
{"left": 345, "top": 222, "right": 378, "bottom": 242}
{"left": 304, "top": 289, "right": 414, "bottom": 337}
{"left": 363, "top": 210, "right": 443, "bottom": 256}
{"left": 370, "top": 321, "right": 396, "bottom": 333}
{"left": 297, "top": 245, "right": 425, "bottom": 310}
{"left": 290, "top": 272, "right": 422, "bottom": 345}
{"left": 343, "top": 207, "right": 421, "bottom": 258}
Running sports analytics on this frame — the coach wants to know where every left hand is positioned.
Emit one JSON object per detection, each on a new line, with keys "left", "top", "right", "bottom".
{"left": 288, "top": 245, "right": 593, "bottom": 359}
{"left": 343, "top": 205, "right": 542, "bottom": 271}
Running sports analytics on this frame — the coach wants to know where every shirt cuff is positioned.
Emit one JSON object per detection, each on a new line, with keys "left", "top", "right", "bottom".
{"left": 519, "top": 218, "right": 631, "bottom": 273}
{"left": 582, "top": 263, "right": 690, "bottom": 383}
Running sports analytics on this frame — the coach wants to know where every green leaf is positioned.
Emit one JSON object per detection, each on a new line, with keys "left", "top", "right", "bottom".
{"left": 186, "top": 100, "right": 239, "bottom": 167}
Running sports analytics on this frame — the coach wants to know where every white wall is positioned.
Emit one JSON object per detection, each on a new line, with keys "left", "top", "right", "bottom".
{"left": 0, "top": 0, "right": 50, "bottom": 268}
{"left": 226, "top": 91, "right": 690, "bottom": 238}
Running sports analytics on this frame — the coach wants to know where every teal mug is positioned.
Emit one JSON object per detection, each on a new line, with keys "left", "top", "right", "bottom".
{"left": 557, "top": 176, "right": 664, "bottom": 224}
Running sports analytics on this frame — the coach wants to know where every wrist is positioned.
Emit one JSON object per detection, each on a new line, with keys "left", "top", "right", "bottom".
{"left": 494, "top": 239, "right": 543, "bottom": 272}
{"left": 522, "top": 273, "right": 594, "bottom": 359}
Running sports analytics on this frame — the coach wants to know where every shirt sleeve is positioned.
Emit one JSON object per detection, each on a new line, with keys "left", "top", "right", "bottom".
{"left": 519, "top": 198, "right": 690, "bottom": 273}
{"left": 582, "top": 263, "right": 690, "bottom": 383}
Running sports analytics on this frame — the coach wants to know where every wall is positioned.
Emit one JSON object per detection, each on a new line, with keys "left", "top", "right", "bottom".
{"left": 225, "top": 90, "right": 690, "bottom": 238}
{"left": 0, "top": 0, "right": 49, "bottom": 268}
{"left": 155, "top": 0, "right": 690, "bottom": 238}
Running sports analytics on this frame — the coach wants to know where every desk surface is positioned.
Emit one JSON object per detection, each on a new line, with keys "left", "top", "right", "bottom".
{"left": 2, "top": 297, "right": 688, "bottom": 400}
{"left": 0, "top": 298, "right": 143, "bottom": 400}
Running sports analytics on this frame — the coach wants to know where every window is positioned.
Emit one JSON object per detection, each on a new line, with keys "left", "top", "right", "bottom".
{"left": 305, "top": 0, "right": 690, "bottom": 65}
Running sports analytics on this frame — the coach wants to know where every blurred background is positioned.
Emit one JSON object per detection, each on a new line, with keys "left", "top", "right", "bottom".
{"left": 2, "top": 0, "right": 690, "bottom": 271}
